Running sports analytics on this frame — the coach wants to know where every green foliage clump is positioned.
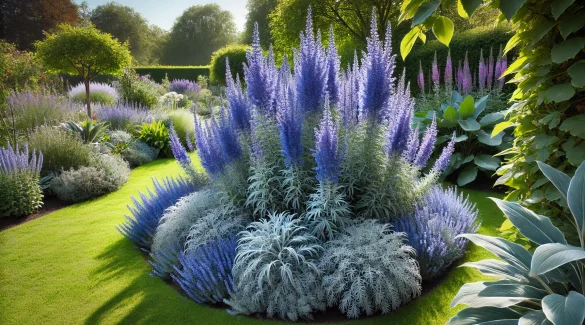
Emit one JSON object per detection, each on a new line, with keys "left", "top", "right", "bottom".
{"left": 115, "top": 68, "right": 164, "bottom": 108}
{"left": 209, "top": 44, "right": 250, "bottom": 85}
{"left": 49, "top": 153, "right": 130, "bottom": 202}
{"left": 134, "top": 66, "right": 210, "bottom": 83}
{"left": 63, "top": 118, "right": 109, "bottom": 144}
{"left": 107, "top": 130, "right": 158, "bottom": 168}
{"left": 27, "top": 127, "right": 92, "bottom": 176}
{"left": 163, "top": 110, "right": 195, "bottom": 144}
{"left": 136, "top": 121, "right": 170, "bottom": 157}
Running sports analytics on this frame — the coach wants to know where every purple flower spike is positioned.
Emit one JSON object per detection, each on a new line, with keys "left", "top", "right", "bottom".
{"left": 195, "top": 116, "right": 226, "bottom": 175}
{"left": 456, "top": 61, "right": 463, "bottom": 92}
{"left": 169, "top": 123, "right": 192, "bottom": 172}
{"left": 432, "top": 51, "right": 440, "bottom": 88}
{"left": 478, "top": 49, "right": 486, "bottom": 91}
{"left": 487, "top": 47, "right": 494, "bottom": 91}
{"left": 404, "top": 124, "right": 420, "bottom": 163}
{"left": 339, "top": 53, "right": 360, "bottom": 127}
{"left": 462, "top": 52, "right": 472, "bottom": 94}
{"left": 314, "top": 97, "right": 343, "bottom": 183}
{"left": 432, "top": 132, "right": 456, "bottom": 173}
{"left": 386, "top": 73, "right": 415, "bottom": 155}
{"left": 326, "top": 25, "right": 340, "bottom": 106}
{"left": 294, "top": 7, "right": 328, "bottom": 112}
{"left": 414, "top": 114, "right": 437, "bottom": 168}
{"left": 226, "top": 58, "right": 252, "bottom": 131}
{"left": 244, "top": 22, "right": 277, "bottom": 115}
{"left": 498, "top": 50, "right": 507, "bottom": 91}
{"left": 277, "top": 56, "right": 304, "bottom": 167}
{"left": 417, "top": 61, "right": 425, "bottom": 93}
{"left": 0, "top": 143, "right": 43, "bottom": 175}
{"left": 444, "top": 50, "right": 453, "bottom": 89}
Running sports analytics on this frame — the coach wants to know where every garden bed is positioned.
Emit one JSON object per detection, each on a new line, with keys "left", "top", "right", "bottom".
{"left": 0, "top": 196, "right": 69, "bottom": 231}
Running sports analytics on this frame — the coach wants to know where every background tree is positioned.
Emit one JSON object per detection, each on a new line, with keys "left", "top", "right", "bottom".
{"left": 90, "top": 2, "right": 155, "bottom": 64}
{"left": 35, "top": 24, "right": 131, "bottom": 117}
{"left": 0, "top": 0, "right": 80, "bottom": 50}
{"left": 161, "top": 4, "right": 237, "bottom": 66}
{"left": 243, "top": 0, "right": 278, "bottom": 48}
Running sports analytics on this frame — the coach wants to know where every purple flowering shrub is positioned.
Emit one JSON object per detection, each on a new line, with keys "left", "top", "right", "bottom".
{"left": 169, "top": 79, "right": 201, "bottom": 94}
{"left": 395, "top": 186, "right": 479, "bottom": 280}
{"left": 94, "top": 103, "right": 152, "bottom": 131}
{"left": 69, "top": 82, "right": 119, "bottom": 106}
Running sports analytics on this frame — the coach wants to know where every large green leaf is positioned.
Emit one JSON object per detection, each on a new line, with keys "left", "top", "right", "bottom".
{"left": 492, "top": 198, "right": 567, "bottom": 245}
{"left": 458, "top": 234, "right": 532, "bottom": 270}
{"left": 519, "top": 310, "right": 553, "bottom": 325}
{"left": 433, "top": 16, "right": 454, "bottom": 46}
{"left": 551, "top": 37, "right": 585, "bottom": 63}
{"left": 400, "top": 27, "right": 421, "bottom": 59}
{"left": 529, "top": 16, "right": 556, "bottom": 46}
{"left": 477, "top": 130, "right": 504, "bottom": 146}
{"left": 544, "top": 83, "right": 575, "bottom": 103}
{"left": 542, "top": 292, "right": 585, "bottom": 325}
{"left": 458, "top": 164, "right": 478, "bottom": 186}
{"left": 447, "top": 306, "right": 521, "bottom": 325}
{"left": 567, "top": 143, "right": 585, "bottom": 165}
{"left": 492, "top": 121, "right": 513, "bottom": 137}
{"left": 552, "top": 0, "right": 576, "bottom": 19}
{"left": 560, "top": 115, "right": 585, "bottom": 139}
{"left": 473, "top": 95, "right": 489, "bottom": 118}
{"left": 444, "top": 105, "right": 458, "bottom": 121}
{"left": 459, "top": 0, "right": 482, "bottom": 17}
{"left": 560, "top": 12, "right": 585, "bottom": 39}
{"left": 474, "top": 155, "right": 500, "bottom": 171}
{"left": 479, "top": 112, "right": 505, "bottom": 126}
{"left": 459, "top": 95, "right": 475, "bottom": 118}
{"left": 499, "top": 0, "right": 527, "bottom": 20}
{"left": 567, "top": 161, "right": 585, "bottom": 233}
{"left": 459, "top": 119, "right": 480, "bottom": 132}
{"left": 451, "top": 281, "right": 547, "bottom": 308}
{"left": 530, "top": 243, "right": 585, "bottom": 276}
{"left": 568, "top": 61, "right": 585, "bottom": 88}
{"left": 412, "top": 0, "right": 441, "bottom": 26}
{"left": 537, "top": 161, "right": 571, "bottom": 199}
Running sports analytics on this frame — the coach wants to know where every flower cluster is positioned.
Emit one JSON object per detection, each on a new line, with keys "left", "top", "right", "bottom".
{"left": 169, "top": 79, "right": 200, "bottom": 94}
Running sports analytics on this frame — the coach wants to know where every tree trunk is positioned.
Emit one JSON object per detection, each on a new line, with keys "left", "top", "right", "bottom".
{"left": 84, "top": 78, "right": 91, "bottom": 118}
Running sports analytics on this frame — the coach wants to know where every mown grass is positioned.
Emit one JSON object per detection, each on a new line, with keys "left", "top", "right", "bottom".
{"left": 0, "top": 154, "right": 503, "bottom": 325}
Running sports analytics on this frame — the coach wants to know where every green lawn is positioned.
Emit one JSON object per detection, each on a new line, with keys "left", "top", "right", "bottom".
{"left": 0, "top": 155, "right": 503, "bottom": 325}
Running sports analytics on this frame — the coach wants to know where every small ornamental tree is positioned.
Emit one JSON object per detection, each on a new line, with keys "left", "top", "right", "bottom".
{"left": 35, "top": 24, "right": 131, "bottom": 117}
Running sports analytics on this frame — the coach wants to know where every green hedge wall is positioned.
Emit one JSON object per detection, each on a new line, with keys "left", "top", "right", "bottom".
{"left": 210, "top": 44, "right": 250, "bottom": 86}
{"left": 398, "top": 26, "right": 516, "bottom": 93}
{"left": 134, "top": 66, "right": 210, "bottom": 83}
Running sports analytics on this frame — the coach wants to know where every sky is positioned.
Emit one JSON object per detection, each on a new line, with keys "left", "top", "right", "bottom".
{"left": 75, "top": 0, "right": 248, "bottom": 32}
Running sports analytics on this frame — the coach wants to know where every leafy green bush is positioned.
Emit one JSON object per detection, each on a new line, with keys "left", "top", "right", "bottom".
{"left": 114, "top": 68, "right": 165, "bottom": 108}
{"left": 136, "top": 121, "right": 170, "bottom": 157}
{"left": 63, "top": 118, "right": 109, "bottom": 144}
{"left": 134, "top": 66, "right": 209, "bottom": 83}
{"left": 27, "top": 127, "right": 92, "bottom": 176}
{"left": 49, "top": 153, "right": 130, "bottom": 202}
{"left": 163, "top": 110, "right": 194, "bottom": 144}
{"left": 209, "top": 44, "right": 249, "bottom": 85}
{"left": 107, "top": 130, "right": 158, "bottom": 167}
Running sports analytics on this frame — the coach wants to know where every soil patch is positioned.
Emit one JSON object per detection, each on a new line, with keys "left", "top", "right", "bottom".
{"left": 0, "top": 195, "right": 69, "bottom": 231}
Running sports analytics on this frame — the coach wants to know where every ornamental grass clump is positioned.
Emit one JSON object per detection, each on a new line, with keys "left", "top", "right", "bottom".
{"left": 69, "top": 82, "right": 119, "bottom": 106}
{"left": 0, "top": 143, "right": 43, "bottom": 217}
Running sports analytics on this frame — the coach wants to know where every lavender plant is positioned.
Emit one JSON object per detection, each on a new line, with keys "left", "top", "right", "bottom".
{"left": 0, "top": 143, "right": 43, "bottom": 217}
{"left": 394, "top": 186, "right": 479, "bottom": 280}
{"left": 244, "top": 23, "right": 276, "bottom": 114}
{"left": 94, "top": 103, "right": 152, "bottom": 131}
{"left": 169, "top": 79, "right": 200, "bottom": 94}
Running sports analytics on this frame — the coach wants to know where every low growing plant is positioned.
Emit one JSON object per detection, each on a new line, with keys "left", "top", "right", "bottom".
{"left": 137, "top": 121, "right": 170, "bottom": 157}
{"left": 69, "top": 82, "right": 118, "bottom": 106}
{"left": 94, "top": 103, "right": 153, "bottom": 131}
{"left": 63, "top": 118, "right": 109, "bottom": 144}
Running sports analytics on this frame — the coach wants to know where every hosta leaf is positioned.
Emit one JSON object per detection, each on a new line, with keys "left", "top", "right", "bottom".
{"left": 459, "top": 95, "right": 475, "bottom": 117}
{"left": 459, "top": 119, "right": 481, "bottom": 131}
{"left": 473, "top": 95, "right": 489, "bottom": 118}
{"left": 537, "top": 161, "right": 571, "bottom": 198}
{"left": 458, "top": 164, "right": 478, "bottom": 186}
{"left": 560, "top": 12, "right": 585, "bottom": 39}
{"left": 542, "top": 292, "right": 585, "bottom": 325}
{"left": 519, "top": 310, "right": 553, "bottom": 325}
{"left": 444, "top": 105, "right": 458, "bottom": 121}
{"left": 451, "top": 281, "right": 547, "bottom": 308}
{"left": 492, "top": 198, "right": 566, "bottom": 245}
{"left": 499, "top": 0, "right": 527, "bottom": 20}
{"left": 460, "top": 259, "right": 530, "bottom": 282}
{"left": 478, "top": 130, "right": 504, "bottom": 146}
{"left": 492, "top": 121, "right": 513, "bottom": 137}
{"left": 552, "top": 0, "right": 575, "bottom": 19}
{"left": 447, "top": 306, "right": 521, "bottom": 325}
{"left": 458, "top": 234, "right": 532, "bottom": 270}
{"left": 530, "top": 243, "right": 585, "bottom": 276}
{"left": 474, "top": 155, "right": 501, "bottom": 171}
{"left": 560, "top": 115, "right": 585, "bottom": 139}
{"left": 433, "top": 16, "right": 454, "bottom": 46}
{"left": 551, "top": 37, "right": 585, "bottom": 63}
{"left": 567, "top": 161, "right": 585, "bottom": 233}
{"left": 456, "top": 134, "right": 469, "bottom": 142}
{"left": 567, "top": 61, "right": 585, "bottom": 88}
{"left": 544, "top": 83, "right": 575, "bottom": 103}
{"left": 412, "top": 0, "right": 441, "bottom": 26}
{"left": 479, "top": 112, "right": 505, "bottom": 126}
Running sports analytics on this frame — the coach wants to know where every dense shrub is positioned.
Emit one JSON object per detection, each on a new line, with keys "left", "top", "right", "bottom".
{"left": 94, "top": 103, "right": 152, "bottom": 131}
{"left": 27, "top": 127, "right": 92, "bottom": 176}
{"left": 172, "top": 235, "right": 237, "bottom": 304}
{"left": 226, "top": 213, "right": 326, "bottom": 321}
{"left": 107, "top": 130, "right": 158, "bottom": 167}
{"left": 69, "top": 82, "right": 118, "bottom": 105}
{"left": 137, "top": 121, "right": 170, "bottom": 157}
{"left": 395, "top": 186, "right": 478, "bottom": 280}
{"left": 169, "top": 79, "right": 201, "bottom": 94}
{"left": 115, "top": 68, "right": 164, "bottom": 108}
{"left": 117, "top": 176, "right": 197, "bottom": 249}
{"left": 209, "top": 44, "right": 249, "bottom": 85}
{"left": 0, "top": 143, "right": 43, "bottom": 217}
{"left": 319, "top": 220, "right": 421, "bottom": 318}
{"left": 50, "top": 153, "right": 130, "bottom": 202}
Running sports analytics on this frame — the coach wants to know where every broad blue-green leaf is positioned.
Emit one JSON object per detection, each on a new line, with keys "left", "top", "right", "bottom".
{"left": 533, "top": 134, "right": 558, "bottom": 150}
{"left": 433, "top": 16, "right": 454, "bottom": 46}
{"left": 473, "top": 95, "right": 489, "bottom": 118}
{"left": 444, "top": 105, "right": 458, "bottom": 121}
{"left": 479, "top": 112, "right": 505, "bottom": 126}
{"left": 461, "top": 259, "right": 530, "bottom": 282}
{"left": 492, "top": 198, "right": 567, "bottom": 245}
{"left": 459, "top": 234, "right": 533, "bottom": 270}
{"left": 451, "top": 281, "right": 547, "bottom": 308}
{"left": 560, "top": 115, "right": 585, "bottom": 139}
{"left": 459, "top": 95, "right": 475, "bottom": 117}
{"left": 542, "top": 292, "right": 585, "bottom": 325}
{"left": 551, "top": 37, "right": 585, "bottom": 63}
{"left": 530, "top": 243, "right": 585, "bottom": 276}
{"left": 567, "top": 161, "right": 585, "bottom": 233}
{"left": 458, "top": 164, "right": 478, "bottom": 186}
{"left": 412, "top": 0, "right": 441, "bottom": 26}
{"left": 568, "top": 61, "right": 585, "bottom": 88}
{"left": 499, "top": 0, "right": 527, "bottom": 20}
{"left": 537, "top": 161, "right": 571, "bottom": 198}
{"left": 459, "top": 119, "right": 480, "bottom": 131}
{"left": 474, "top": 155, "right": 500, "bottom": 171}
{"left": 452, "top": 91, "right": 463, "bottom": 103}
{"left": 478, "top": 130, "right": 504, "bottom": 146}
{"left": 552, "top": 0, "right": 575, "bottom": 19}
{"left": 544, "top": 83, "right": 575, "bottom": 103}
{"left": 560, "top": 12, "right": 585, "bottom": 39}
{"left": 519, "top": 310, "right": 553, "bottom": 325}
{"left": 456, "top": 134, "right": 468, "bottom": 142}
{"left": 447, "top": 306, "right": 521, "bottom": 325}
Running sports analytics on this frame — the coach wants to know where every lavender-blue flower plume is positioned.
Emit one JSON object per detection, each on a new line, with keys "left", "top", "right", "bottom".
{"left": 403, "top": 124, "right": 420, "bottom": 163}
{"left": 325, "top": 25, "right": 340, "bottom": 106}
{"left": 225, "top": 58, "right": 251, "bottom": 131}
{"left": 444, "top": 50, "right": 453, "bottom": 89}
{"left": 169, "top": 123, "right": 191, "bottom": 170}
{"left": 432, "top": 132, "right": 456, "bottom": 173}
{"left": 277, "top": 56, "right": 303, "bottom": 167}
{"left": 314, "top": 97, "right": 343, "bottom": 183}
{"left": 244, "top": 22, "right": 276, "bottom": 114}
{"left": 414, "top": 113, "right": 437, "bottom": 168}
{"left": 195, "top": 116, "right": 226, "bottom": 175}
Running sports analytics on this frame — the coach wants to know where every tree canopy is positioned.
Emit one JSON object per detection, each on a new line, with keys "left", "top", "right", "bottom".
{"left": 243, "top": 0, "right": 278, "bottom": 48}
{"left": 161, "top": 4, "right": 237, "bottom": 66}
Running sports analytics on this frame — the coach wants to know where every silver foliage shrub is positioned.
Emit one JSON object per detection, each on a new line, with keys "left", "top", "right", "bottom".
{"left": 225, "top": 212, "right": 326, "bottom": 321}
{"left": 319, "top": 220, "right": 422, "bottom": 318}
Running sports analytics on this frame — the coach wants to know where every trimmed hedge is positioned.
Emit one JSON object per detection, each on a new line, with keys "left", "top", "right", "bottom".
{"left": 209, "top": 44, "right": 250, "bottom": 85}
{"left": 399, "top": 26, "right": 516, "bottom": 93}
{"left": 134, "top": 66, "right": 210, "bottom": 83}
